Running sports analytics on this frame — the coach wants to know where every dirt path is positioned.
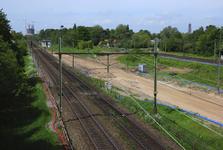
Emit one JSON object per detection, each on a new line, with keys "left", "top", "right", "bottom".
{"left": 50, "top": 50, "right": 223, "bottom": 124}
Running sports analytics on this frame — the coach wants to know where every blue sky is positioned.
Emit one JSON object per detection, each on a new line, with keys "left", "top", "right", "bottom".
{"left": 1, "top": 0, "right": 223, "bottom": 35}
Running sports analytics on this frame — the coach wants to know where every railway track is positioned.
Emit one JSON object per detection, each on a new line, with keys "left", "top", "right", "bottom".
{"left": 35, "top": 48, "right": 118, "bottom": 150}
{"left": 32, "top": 43, "right": 167, "bottom": 150}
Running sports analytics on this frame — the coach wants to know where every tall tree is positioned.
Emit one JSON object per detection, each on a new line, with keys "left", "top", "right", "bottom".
{"left": 115, "top": 24, "right": 127, "bottom": 39}
{"left": 73, "top": 23, "right": 77, "bottom": 31}
{"left": 0, "top": 9, "right": 26, "bottom": 67}
{"left": 39, "top": 29, "right": 45, "bottom": 39}
{"left": 160, "top": 26, "right": 182, "bottom": 39}
{"left": 77, "top": 26, "right": 90, "bottom": 41}
{"left": 90, "top": 25, "right": 103, "bottom": 45}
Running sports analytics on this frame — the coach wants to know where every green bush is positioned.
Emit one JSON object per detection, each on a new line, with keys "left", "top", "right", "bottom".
{"left": 78, "top": 40, "right": 94, "bottom": 50}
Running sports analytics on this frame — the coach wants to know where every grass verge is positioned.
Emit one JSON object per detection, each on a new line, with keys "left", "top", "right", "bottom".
{"left": 0, "top": 52, "right": 61, "bottom": 150}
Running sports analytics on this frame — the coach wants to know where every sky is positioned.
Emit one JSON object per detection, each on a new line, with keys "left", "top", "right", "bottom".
{"left": 1, "top": 0, "right": 223, "bottom": 35}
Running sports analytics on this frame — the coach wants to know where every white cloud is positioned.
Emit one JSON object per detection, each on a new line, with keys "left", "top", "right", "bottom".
{"left": 160, "top": 21, "right": 166, "bottom": 25}
{"left": 136, "top": 19, "right": 143, "bottom": 25}
{"left": 94, "top": 21, "right": 101, "bottom": 24}
{"left": 102, "top": 19, "right": 113, "bottom": 24}
{"left": 148, "top": 11, "right": 181, "bottom": 19}
{"left": 144, "top": 20, "right": 157, "bottom": 25}
{"left": 150, "top": 14, "right": 162, "bottom": 19}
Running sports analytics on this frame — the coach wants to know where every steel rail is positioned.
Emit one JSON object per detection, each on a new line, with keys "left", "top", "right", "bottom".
{"left": 35, "top": 50, "right": 99, "bottom": 150}
{"left": 63, "top": 66, "right": 166, "bottom": 150}
{"left": 36, "top": 46, "right": 166, "bottom": 150}
{"left": 36, "top": 48, "right": 118, "bottom": 149}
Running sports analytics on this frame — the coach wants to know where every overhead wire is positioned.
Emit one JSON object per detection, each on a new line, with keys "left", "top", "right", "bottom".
{"left": 89, "top": 50, "right": 187, "bottom": 149}
{"left": 89, "top": 49, "right": 223, "bottom": 138}
{"left": 123, "top": 49, "right": 219, "bottom": 85}
{"left": 105, "top": 49, "right": 223, "bottom": 137}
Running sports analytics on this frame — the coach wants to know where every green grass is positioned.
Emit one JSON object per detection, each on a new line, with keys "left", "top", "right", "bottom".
{"left": 0, "top": 52, "right": 61, "bottom": 150}
{"left": 114, "top": 94, "right": 223, "bottom": 150}
{"left": 116, "top": 54, "right": 223, "bottom": 91}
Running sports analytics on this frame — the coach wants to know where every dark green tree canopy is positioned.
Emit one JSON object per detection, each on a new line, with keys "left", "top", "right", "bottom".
{"left": 77, "top": 26, "right": 90, "bottom": 41}
{"left": 115, "top": 24, "right": 127, "bottom": 39}
{"left": 0, "top": 9, "right": 13, "bottom": 45}
{"left": 73, "top": 23, "right": 76, "bottom": 31}
{"left": 160, "top": 26, "right": 182, "bottom": 39}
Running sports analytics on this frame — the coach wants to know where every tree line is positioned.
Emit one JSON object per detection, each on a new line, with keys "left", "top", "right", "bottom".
{"left": 35, "top": 22, "right": 223, "bottom": 57}
{"left": 0, "top": 9, "right": 28, "bottom": 113}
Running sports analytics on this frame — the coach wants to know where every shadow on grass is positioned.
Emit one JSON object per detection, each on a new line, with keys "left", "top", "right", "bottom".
{"left": 0, "top": 77, "right": 61, "bottom": 150}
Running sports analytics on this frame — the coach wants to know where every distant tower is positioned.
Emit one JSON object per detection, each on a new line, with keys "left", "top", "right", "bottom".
{"left": 188, "top": 23, "right": 191, "bottom": 34}
{"left": 26, "top": 23, "right": 35, "bottom": 35}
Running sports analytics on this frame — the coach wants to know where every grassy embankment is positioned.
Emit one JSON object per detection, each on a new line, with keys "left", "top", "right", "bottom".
{"left": 0, "top": 51, "right": 61, "bottom": 150}
{"left": 116, "top": 53, "right": 223, "bottom": 92}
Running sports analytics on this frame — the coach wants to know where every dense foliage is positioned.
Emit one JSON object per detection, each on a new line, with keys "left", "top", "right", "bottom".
{"left": 24, "top": 14, "right": 222, "bottom": 56}
{"left": 0, "top": 9, "right": 28, "bottom": 110}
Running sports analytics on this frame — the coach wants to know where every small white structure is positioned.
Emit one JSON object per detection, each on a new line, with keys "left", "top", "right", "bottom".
{"left": 105, "top": 82, "right": 111, "bottom": 90}
{"left": 41, "top": 41, "right": 51, "bottom": 47}
{"left": 138, "top": 64, "right": 147, "bottom": 73}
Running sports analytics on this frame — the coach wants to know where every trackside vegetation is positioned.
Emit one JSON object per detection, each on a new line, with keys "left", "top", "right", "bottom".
{"left": 0, "top": 9, "right": 60, "bottom": 150}
{"left": 71, "top": 70, "right": 223, "bottom": 149}
{"left": 0, "top": 51, "right": 61, "bottom": 150}
{"left": 116, "top": 50, "right": 223, "bottom": 91}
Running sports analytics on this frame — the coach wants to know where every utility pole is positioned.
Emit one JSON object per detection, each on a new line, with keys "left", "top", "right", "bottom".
{"left": 183, "top": 40, "right": 185, "bottom": 57}
{"left": 126, "top": 32, "right": 129, "bottom": 69}
{"left": 218, "top": 28, "right": 222, "bottom": 94}
{"left": 153, "top": 38, "right": 158, "bottom": 114}
{"left": 107, "top": 54, "right": 109, "bottom": 73}
{"left": 214, "top": 39, "right": 216, "bottom": 64}
{"left": 59, "top": 37, "right": 62, "bottom": 116}
{"left": 165, "top": 39, "right": 166, "bottom": 54}
{"left": 38, "top": 45, "right": 39, "bottom": 67}
{"left": 73, "top": 40, "right": 74, "bottom": 68}
{"left": 148, "top": 40, "right": 150, "bottom": 52}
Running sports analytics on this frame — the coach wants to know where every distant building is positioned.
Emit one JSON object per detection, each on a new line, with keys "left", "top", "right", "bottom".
{"left": 26, "top": 24, "right": 35, "bottom": 35}
{"left": 36, "top": 30, "right": 40, "bottom": 34}
{"left": 188, "top": 23, "right": 191, "bottom": 34}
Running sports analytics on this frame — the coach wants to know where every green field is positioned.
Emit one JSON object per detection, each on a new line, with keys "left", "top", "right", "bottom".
{"left": 116, "top": 53, "right": 223, "bottom": 92}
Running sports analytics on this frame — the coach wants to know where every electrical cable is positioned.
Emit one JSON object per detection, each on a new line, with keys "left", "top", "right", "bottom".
{"left": 90, "top": 50, "right": 223, "bottom": 138}
{"left": 89, "top": 50, "right": 186, "bottom": 149}
{"left": 123, "top": 49, "right": 223, "bottom": 93}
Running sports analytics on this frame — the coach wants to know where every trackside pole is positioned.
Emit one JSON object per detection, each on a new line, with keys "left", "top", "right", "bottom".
{"left": 38, "top": 45, "right": 39, "bottom": 67}
{"left": 153, "top": 38, "right": 158, "bottom": 114}
{"left": 73, "top": 40, "right": 74, "bottom": 68}
{"left": 214, "top": 39, "right": 216, "bottom": 64}
{"left": 59, "top": 37, "right": 62, "bottom": 116}
{"left": 107, "top": 54, "right": 109, "bottom": 73}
